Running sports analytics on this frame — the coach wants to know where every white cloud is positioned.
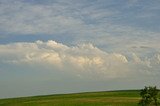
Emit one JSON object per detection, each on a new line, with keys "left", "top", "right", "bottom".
{"left": 0, "top": 40, "right": 127, "bottom": 79}
{"left": 0, "top": 40, "right": 160, "bottom": 80}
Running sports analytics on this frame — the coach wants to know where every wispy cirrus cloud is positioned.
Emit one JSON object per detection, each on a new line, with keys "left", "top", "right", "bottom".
{"left": 0, "top": 0, "right": 160, "bottom": 52}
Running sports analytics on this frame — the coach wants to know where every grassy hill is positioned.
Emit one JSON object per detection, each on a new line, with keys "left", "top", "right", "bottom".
{"left": 0, "top": 90, "right": 141, "bottom": 106}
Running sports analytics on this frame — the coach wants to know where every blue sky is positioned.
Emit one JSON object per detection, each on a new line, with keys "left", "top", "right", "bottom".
{"left": 0, "top": 0, "right": 160, "bottom": 98}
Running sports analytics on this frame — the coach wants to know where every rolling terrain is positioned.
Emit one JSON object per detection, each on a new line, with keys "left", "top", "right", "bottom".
{"left": 0, "top": 90, "right": 142, "bottom": 106}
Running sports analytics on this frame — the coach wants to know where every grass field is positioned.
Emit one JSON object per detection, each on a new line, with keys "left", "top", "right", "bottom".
{"left": 0, "top": 90, "right": 142, "bottom": 106}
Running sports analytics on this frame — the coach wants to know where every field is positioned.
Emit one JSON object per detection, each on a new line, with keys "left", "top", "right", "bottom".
{"left": 0, "top": 90, "right": 141, "bottom": 106}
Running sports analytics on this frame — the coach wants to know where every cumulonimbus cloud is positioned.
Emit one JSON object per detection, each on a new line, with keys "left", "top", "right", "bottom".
{"left": 0, "top": 40, "right": 160, "bottom": 80}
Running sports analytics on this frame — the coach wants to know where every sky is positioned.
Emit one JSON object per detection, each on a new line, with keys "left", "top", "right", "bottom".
{"left": 0, "top": 0, "right": 160, "bottom": 98}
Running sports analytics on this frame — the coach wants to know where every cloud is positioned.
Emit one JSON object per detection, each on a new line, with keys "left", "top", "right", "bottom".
{"left": 0, "top": 0, "right": 87, "bottom": 35}
{"left": 0, "top": 40, "right": 160, "bottom": 80}
{"left": 0, "top": 0, "right": 160, "bottom": 54}
{"left": 0, "top": 40, "right": 128, "bottom": 79}
{"left": 0, "top": 0, "right": 157, "bottom": 36}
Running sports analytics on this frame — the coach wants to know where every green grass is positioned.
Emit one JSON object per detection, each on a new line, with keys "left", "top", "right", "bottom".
{"left": 0, "top": 90, "right": 142, "bottom": 106}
